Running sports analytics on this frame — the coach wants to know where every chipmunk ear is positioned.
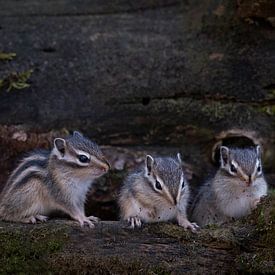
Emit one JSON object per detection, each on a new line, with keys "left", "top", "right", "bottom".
{"left": 73, "top": 131, "right": 83, "bottom": 138}
{"left": 145, "top": 155, "right": 154, "bottom": 176}
{"left": 220, "top": 146, "right": 229, "bottom": 167}
{"left": 54, "top": 138, "right": 66, "bottom": 157}
{"left": 177, "top": 152, "right": 182, "bottom": 164}
{"left": 256, "top": 145, "right": 261, "bottom": 159}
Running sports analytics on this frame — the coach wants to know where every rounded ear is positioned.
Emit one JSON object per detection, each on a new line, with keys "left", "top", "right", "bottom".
{"left": 54, "top": 138, "right": 66, "bottom": 157}
{"left": 220, "top": 146, "right": 229, "bottom": 167}
{"left": 177, "top": 152, "right": 182, "bottom": 164}
{"left": 73, "top": 131, "right": 83, "bottom": 138}
{"left": 256, "top": 145, "right": 261, "bottom": 159}
{"left": 145, "top": 155, "right": 154, "bottom": 175}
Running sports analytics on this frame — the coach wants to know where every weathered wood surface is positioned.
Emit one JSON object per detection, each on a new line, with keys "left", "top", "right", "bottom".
{"left": 237, "top": 0, "right": 275, "bottom": 18}
{"left": 0, "top": 195, "right": 274, "bottom": 274}
{"left": 0, "top": 0, "right": 274, "bottom": 145}
{"left": 0, "top": 0, "right": 274, "bottom": 221}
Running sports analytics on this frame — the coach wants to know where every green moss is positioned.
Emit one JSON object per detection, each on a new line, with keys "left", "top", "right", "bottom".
{"left": 52, "top": 254, "right": 171, "bottom": 274}
{"left": 148, "top": 223, "right": 189, "bottom": 240}
{"left": 0, "top": 52, "right": 16, "bottom": 61}
{"left": 259, "top": 105, "right": 275, "bottom": 116}
{"left": 0, "top": 224, "right": 69, "bottom": 273}
{"left": 266, "top": 89, "right": 275, "bottom": 100}
{"left": 0, "top": 69, "right": 33, "bottom": 92}
{"left": 236, "top": 193, "right": 275, "bottom": 273}
{"left": 237, "top": 250, "right": 275, "bottom": 273}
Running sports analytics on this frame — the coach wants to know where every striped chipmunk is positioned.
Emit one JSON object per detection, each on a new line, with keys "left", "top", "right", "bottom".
{"left": 119, "top": 154, "right": 199, "bottom": 232}
{"left": 0, "top": 131, "right": 110, "bottom": 228}
{"left": 191, "top": 145, "right": 268, "bottom": 227}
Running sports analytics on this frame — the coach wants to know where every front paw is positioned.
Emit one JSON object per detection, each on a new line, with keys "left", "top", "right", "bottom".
{"left": 87, "top": 215, "right": 100, "bottom": 223}
{"left": 252, "top": 197, "right": 261, "bottom": 209}
{"left": 74, "top": 215, "right": 95, "bottom": 228}
{"left": 127, "top": 216, "right": 142, "bottom": 229}
{"left": 178, "top": 217, "right": 200, "bottom": 233}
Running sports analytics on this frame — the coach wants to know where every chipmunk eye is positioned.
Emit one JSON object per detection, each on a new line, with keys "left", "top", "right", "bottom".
{"left": 230, "top": 164, "right": 237, "bottom": 173}
{"left": 155, "top": 180, "right": 162, "bottom": 190}
{"left": 78, "top": 155, "right": 89, "bottom": 163}
{"left": 257, "top": 165, "right": 262, "bottom": 173}
{"left": 181, "top": 181, "right": 185, "bottom": 189}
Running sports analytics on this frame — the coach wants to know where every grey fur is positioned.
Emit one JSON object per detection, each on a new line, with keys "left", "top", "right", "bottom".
{"left": 191, "top": 146, "right": 267, "bottom": 227}
{"left": 119, "top": 155, "right": 199, "bottom": 232}
{"left": 0, "top": 132, "right": 109, "bottom": 227}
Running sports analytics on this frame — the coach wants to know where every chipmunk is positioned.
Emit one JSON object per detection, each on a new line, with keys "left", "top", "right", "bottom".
{"left": 191, "top": 145, "right": 268, "bottom": 227}
{"left": 0, "top": 131, "right": 110, "bottom": 228}
{"left": 119, "top": 154, "right": 199, "bottom": 232}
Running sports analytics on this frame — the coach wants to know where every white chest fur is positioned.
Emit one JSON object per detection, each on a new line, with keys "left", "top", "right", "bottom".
{"left": 214, "top": 177, "right": 267, "bottom": 218}
{"left": 66, "top": 177, "right": 94, "bottom": 206}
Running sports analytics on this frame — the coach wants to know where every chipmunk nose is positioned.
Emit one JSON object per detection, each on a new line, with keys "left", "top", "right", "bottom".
{"left": 102, "top": 160, "right": 110, "bottom": 172}
{"left": 106, "top": 162, "right": 110, "bottom": 171}
{"left": 246, "top": 175, "right": 252, "bottom": 186}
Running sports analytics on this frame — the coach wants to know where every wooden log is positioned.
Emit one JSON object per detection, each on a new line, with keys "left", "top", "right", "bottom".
{"left": 0, "top": 195, "right": 274, "bottom": 274}
{"left": 0, "top": 0, "right": 274, "bottom": 219}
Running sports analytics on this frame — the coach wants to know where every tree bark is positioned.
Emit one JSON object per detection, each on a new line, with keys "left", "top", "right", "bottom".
{"left": 0, "top": 196, "right": 274, "bottom": 274}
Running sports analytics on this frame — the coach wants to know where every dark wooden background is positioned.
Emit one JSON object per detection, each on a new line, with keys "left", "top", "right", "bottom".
{"left": 0, "top": 0, "right": 274, "bottom": 198}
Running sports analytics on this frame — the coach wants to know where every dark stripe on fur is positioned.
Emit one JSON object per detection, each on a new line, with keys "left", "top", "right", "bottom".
{"left": 14, "top": 170, "right": 45, "bottom": 188}
{"left": 8, "top": 159, "right": 47, "bottom": 186}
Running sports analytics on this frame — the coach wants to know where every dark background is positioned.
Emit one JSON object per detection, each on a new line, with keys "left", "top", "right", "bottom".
{"left": 0, "top": 0, "right": 274, "bottom": 219}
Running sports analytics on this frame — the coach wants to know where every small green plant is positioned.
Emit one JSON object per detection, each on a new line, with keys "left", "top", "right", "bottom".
{"left": 0, "top": 69, "right": 33, "bottom": 92}
{"left": 0, "top": 52, "right": 16, "bottom": 61}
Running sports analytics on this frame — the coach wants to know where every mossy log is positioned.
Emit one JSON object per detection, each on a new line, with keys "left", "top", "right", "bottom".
{"left": 0, "top": 195, "right": 274, "bottom": 274}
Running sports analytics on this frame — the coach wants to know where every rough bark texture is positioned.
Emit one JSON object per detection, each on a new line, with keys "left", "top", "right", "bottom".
{"left": 0, "top": 195, "right": 274, "bottom": 274}
{"left": 0, "top": 1, "right": 274, "bottom": 272}
{"left": 0, "top": 0, "right": 274, "bottom": 145}
{"left": 0, "top": 0, "right": 274, "bottom": 207}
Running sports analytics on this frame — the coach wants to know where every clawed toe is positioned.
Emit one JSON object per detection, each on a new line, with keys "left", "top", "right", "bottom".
{"left": 35, "top": 215, "right": 49, "bottom": 222}
{"left": 127, "top": 217, "right": 142, "bottom": 229}
{"left": 178, "top": 219, "right": 200, "bottom": 233}
{"left": 189, "top": 222, "right": 200, "bottom": 233}
{"left": 76, "top": 217, "right": 95, "bottom": 228}
{"left": 84, "top": 219, "right": 95, "bottom": 228}
{"left": 22, "top": 216, "right": 36, "bottom": 224}
{"left": 87, "top": 216, "right": 100, "bottom": 223}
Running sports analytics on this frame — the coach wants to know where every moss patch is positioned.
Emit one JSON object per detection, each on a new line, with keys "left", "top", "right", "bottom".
{"left": 51, "top": 254, "right": 171, "bottom": 274}
{"left": 235, "top": 194, "right": 275, "bottom": 273}
{"left": 0, "top": 69, "right": 33, "bottom": 92}
{"left": 0, "top": 52, "right": 16, "bottom": 61}
{"left": 0, "top": 223, "right": 69, "bottom": 274}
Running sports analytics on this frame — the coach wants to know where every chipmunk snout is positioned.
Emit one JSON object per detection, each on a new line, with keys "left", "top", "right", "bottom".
{"left": 243, "top": 174, "right": 253, "bottom": 186}
{"left": 100, "top": 160, "right": 110, "bottom": 172}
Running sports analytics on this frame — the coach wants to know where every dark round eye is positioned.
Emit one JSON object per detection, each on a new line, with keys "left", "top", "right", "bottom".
{"left": 257, "top": 165, "right": 261, "bottom": 173}
{"left": 78, "top": 155, "right": 89, "bottom": 163}
{"left": 230, "top": 164, "right": 237, "bottom": 173}
{"left": 155, "top": 180, "right": 162, "bottom": 190}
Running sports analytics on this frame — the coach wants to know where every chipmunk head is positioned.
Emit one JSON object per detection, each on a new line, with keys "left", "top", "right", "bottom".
{"left": 219, "top": 145, "right": 262, "bottom": 186}
{"left": 52, "top": 131, "right": 110, "bottom": 179}
{"left": 144, "top": 153, "right": 186, "bottom": 205}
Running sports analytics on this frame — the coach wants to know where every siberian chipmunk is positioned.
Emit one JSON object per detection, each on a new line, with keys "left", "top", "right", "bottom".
{"left": 119, "top": 153, "right": 199, "bottom": 232}
{"left": 0, "top": 131, "right": 110, "bottom": 228}
{"left": 191, "top": 145, "right": 268, "bottom": 227}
